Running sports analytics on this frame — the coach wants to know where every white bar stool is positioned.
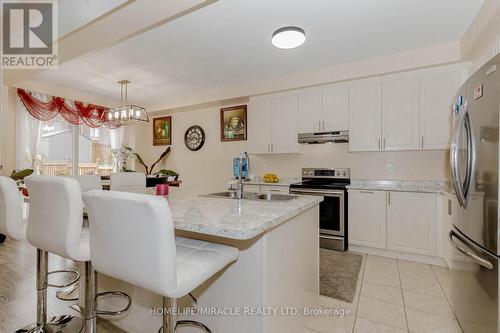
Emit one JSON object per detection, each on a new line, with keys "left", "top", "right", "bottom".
{"left": 83, "top": 190, "right": 239, "bottom": 333}
{"left": 0, "top": 176, "right": 81, "bottom": 332}
{"left": 24, "top": 176, "right": 131, "bottom": 333}
{"left": 56, "top": 175, "right": 103, "bottom": 302}
{"left": 110, "top": 172, "right": 146, "bottom": 192}
{"left": 71, "top": 175, "right": 102, "bottom": 193}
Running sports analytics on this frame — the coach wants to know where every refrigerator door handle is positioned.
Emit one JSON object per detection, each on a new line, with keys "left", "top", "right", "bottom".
{"left": 450, "top": 102, "right": 467, "bottom": 207}
{"left": 463, "top": 103, "right": 477, "bottom": 206}
{"left": 448, "top": 230, "right": 494, "bottom": 270}
{"left": 451, "top": 101, "right": 476, "bottom": 208}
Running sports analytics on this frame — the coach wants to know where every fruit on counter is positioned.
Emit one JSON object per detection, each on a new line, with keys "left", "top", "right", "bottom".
{"left": 263, "top": 173, "right": 280, "bottom": 183}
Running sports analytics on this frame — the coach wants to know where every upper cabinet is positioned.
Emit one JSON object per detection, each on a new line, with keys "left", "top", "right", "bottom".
{"left": 298, "top": 91, "right": 323, "bottom": 133}
{"left": 248, "top": 98, "right": 272, "bottom": 154}
{"left": 382, "top": 77, "right": 420, "bottom": 151}
{"left": 420, "top": 71, "right": 460, "bottom": 150}
{"left": 248, "top": 95, "right": 299, "bottom": 154}
{"left": 298, "top": 87, "right": 349, "bottom": 133}
{"left": 348, "top": 65, "right": 464, "bottom": 152}
{"left": 271, "top": 95, "right": 300, "bottom": 153}
{"left": 249, "top": 63, "right": 465, "bottom": 154}
{"left": 348, "top": 82, "right": 382, "bottom": 152}
{"left": 323, "top": 87, "right": 349, "bottom": 132}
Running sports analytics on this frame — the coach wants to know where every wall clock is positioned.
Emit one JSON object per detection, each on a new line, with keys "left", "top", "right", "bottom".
{"left": 184, "top": 125, "right": 205, "bottom": 151}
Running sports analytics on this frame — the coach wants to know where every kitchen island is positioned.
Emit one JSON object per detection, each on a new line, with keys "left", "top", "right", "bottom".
{"left": 95, "top": 192, "right": 322, "bottom": 333}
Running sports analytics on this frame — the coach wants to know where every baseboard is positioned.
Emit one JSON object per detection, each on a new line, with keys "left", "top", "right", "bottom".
{"left": 349, "top": 244, "right": 448, "bottom": 267}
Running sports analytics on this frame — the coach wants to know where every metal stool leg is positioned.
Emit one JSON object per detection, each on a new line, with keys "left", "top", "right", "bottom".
{"left": 158, "top": 297, "right": 212, "bottom": 333}
{"left": 56, "top": 282, "right": 80, "bottom": 301}
{"left": 16, "top": 249, "right": 83, "bottom": 333}
{"left": 84, "top": 261, "right": 97, "bottom": 333}
{"left": 160, "top": 297, "right": 177, "bottom": 333}
{"left": 176, "top": 320, "right": 212, "bottom": 333}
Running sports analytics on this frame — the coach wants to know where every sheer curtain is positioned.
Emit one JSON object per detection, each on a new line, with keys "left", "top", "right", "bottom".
{"left": 109, "top": 127, "right": 124, "bottom": 172}
{"left": 16, "top": 95, "right": 45, "bottom": 172}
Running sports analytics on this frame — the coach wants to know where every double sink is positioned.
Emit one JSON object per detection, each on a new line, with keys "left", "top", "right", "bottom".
{"left": 204, "top": 191, "right": 298, "bottom": 201}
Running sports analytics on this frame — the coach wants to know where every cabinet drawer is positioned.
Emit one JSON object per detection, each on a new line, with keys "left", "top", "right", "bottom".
{"left": 260, "top": 186, "right": 289, "bottom": 194}
{"left": 244, "top": 185, "right": 262, "bottom": 193}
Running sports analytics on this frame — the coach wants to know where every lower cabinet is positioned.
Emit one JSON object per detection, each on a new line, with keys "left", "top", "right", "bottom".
{"left": 244, "top": 184, "right": 289, "bottom": 194}
{"left": 348, "top": 189, "right": 438, "bottom": 257}
{"left": 348, "top": 190, "right": 387, "bottom": 249}
{"left": 386, "top": 191, "right": 437, "bottom": 256}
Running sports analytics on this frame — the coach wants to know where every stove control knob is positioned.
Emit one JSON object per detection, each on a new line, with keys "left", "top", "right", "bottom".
{"left": 341, "top": 171, "right": 346, "bottom": 177}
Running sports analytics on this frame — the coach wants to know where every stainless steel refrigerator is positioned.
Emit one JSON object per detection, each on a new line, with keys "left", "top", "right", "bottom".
{"left": 449, "top": 54, "right": 500, "bottom": 333}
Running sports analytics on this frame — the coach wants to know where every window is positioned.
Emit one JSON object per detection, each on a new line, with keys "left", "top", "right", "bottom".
{"left": 16, "top": 96, "right": 118, "bottom": 176}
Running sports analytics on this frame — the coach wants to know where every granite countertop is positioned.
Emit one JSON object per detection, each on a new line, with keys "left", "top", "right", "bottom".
{"left": 168, "top": 193, "right": 322, "bottom": 240}
{"left": 347, "top": 179, "right": 453, "bottom": 194}
{"left": 240, "top": 177, "right": 300, "bottom": 187}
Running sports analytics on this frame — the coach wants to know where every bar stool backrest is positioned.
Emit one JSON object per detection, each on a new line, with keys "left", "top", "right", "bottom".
{"left": 25, "top": 176, "right": 84, "bottom": 259}
{"left": 110, "top": 172, "right": 146, "bottom": 191}
{"left": 0, "top": 176, "right": 26, "bottom": 240}
{"left": 83, "top": 190, "right": 177, "bottom": 296}
{"left": 72, "top": 174, "right": 102, "bottom": 193}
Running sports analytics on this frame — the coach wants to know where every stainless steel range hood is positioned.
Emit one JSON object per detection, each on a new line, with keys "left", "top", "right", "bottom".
{"left": 298, "top": 131, "right": 349, "bottom": 144}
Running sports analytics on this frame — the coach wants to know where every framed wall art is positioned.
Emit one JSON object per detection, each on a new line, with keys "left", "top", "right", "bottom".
{"left": 153, "top": 116, "right": 172, "bottom": 146}
{"left": 220, "top": 105, "right": 247, "bottom": 142}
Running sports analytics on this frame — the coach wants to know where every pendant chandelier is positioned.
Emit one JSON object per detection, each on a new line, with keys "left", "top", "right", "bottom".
{"left": 105, "top": 80, "right": 149, "bottom": 125}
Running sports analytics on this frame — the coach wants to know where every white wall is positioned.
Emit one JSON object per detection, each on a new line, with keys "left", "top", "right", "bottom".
{"left": 0, "top": 86, "right": 17, "bottom": 176}
{"left": 135, "top": 105, "right": 449, "bottom": 196}
{"left": 461, "top": 0, "right": 500, "bottom": 72}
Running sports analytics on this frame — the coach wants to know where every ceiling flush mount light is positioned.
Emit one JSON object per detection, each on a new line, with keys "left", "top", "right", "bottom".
{"left": 105, "top": 80, "right": 149, "bottom": 126}
{"left": 271, "top": 26, "right": 306, "bottom": 49}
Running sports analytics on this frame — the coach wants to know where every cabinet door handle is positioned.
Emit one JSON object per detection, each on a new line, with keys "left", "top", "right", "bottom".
{"left": 378, "top": 139, "right": 381, "bottom": 150}
{"left": 319, "top": 121, "right": 321, "bottom": 131}
{"left": 322, "top": 120, "right": 325, "bottom": 131}
{"left": 388, "top": 192, "right": 391, "bottom": 205}
{"left": 421, "top": 136, "right": 424, "bottom": 149}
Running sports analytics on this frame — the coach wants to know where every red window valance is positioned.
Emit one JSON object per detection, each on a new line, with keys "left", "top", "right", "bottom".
{"left": 17, "top": 88, "right": 119, "bottom": 128}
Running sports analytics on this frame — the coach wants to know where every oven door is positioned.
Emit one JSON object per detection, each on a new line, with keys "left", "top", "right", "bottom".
{"left": 289, "top": 188, "right": 344, "bottom": 237}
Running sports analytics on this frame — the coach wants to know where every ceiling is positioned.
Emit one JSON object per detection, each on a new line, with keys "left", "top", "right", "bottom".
{"left": 59, "top": 0, "right": 129, "bottom": 37}
{"left": 26, "top": 0, "right": 484, "bottom": 110}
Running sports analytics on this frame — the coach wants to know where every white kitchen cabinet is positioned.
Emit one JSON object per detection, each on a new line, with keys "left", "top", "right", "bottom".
{"left": 243, "top": 184, "right": 289, "bottom": 194}
{"left": 420, "top": 71, "right": 460, "bottom": 150}
{"left": 323, "top": 87, "right": 349, "bottom": 131}
{"left": 387, "top": 191, "right": 437, "bottom": 256}
{"left": 248, "top": 95, "right": 299, "bottom": 154}
{"left": 348, "top": 82, "right": 382, "bottom": 152}
{"left": 244, "top": 184, "right": 262, "bottom": 193}
{"left": 298, "top": 91, "right": 323, "bottom": 133}
{"left": 348, "top": 190, "right": 387, "bottom": 249}
{"left": 248, "top": 98, "right": 272, "bottom": 154}
{"left": 382, "top": 77, "right": 420, "bottom": 150}
{"left": 298, "top": 87, "right": 349, "bottom": 133}
{"left": 271, "top": 95, "right": 299, "bottom": 153}
{"left": 261, "top": 185, "right": 289, "bottom": 194}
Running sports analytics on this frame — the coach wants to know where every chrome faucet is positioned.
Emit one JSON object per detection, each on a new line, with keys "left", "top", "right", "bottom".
{"left": 236, "top": 151, "right": 249, "bottom": 199}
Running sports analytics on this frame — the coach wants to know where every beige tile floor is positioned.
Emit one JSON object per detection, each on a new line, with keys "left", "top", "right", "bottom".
{"left": 1, "top": 238, "right": 462, "bottom": 333}
{"left": 304, "top": 254, "right": 464, "bottom": 333}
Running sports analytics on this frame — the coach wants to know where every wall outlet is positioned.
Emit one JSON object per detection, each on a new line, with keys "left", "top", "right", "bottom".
{"left": 386, "top": 164, "right": 393, "bottom": 172}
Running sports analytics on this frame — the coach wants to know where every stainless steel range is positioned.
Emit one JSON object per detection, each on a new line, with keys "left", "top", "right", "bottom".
{"left": 290, "top": 168, "right": 350, "bottom": 251}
